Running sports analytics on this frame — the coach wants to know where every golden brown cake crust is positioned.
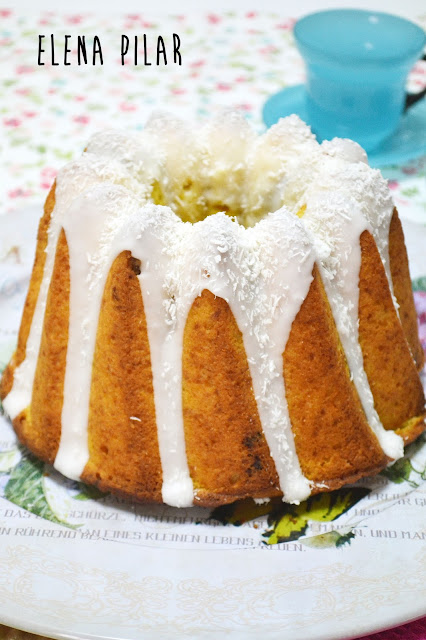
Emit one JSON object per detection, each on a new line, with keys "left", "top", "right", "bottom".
{"left": 82, "top": 251, "right": 163, "bottom": 502}
{"left": 182, "top": 289, "right": 281, "bottom": 504}
{"left": 30, "top": 228, "right": 69, "bottom": 463}
{"left": 389, "top": 208, "right": 425, "bottom": 371}
{"left": 358, "top": 229, "right": 425, "bottom": 437}
{"left": 284, "top": 265, "right": 388, "bottom": 485}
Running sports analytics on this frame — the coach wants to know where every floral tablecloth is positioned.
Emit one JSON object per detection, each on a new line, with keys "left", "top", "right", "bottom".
{"left": 0, "top": 7, "right": 426, "bottom": 640}
{"left": 1, "top": 7, "right": 426, "bottom": 218}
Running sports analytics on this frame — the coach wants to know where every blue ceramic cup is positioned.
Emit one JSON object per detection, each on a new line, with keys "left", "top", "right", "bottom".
{"left": 293, "top": 9, "right": 426, "bottom": 151}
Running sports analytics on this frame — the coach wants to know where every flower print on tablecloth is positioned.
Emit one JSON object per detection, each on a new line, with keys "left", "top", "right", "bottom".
{"left": 0, "top": 8, "right": 425, "bottom": 215}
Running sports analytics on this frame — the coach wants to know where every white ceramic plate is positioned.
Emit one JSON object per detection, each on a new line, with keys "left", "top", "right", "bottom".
{"left": 0, "top": 515, "right": 425, "bottom": 640}
{"left": 0, "top": 206, "right": 425, "bottom": 640}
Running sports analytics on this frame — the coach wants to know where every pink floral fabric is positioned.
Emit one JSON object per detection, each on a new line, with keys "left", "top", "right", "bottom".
{"left": 0, "top": 8, "right": 425, "bottom": 218}
{"left": 362, "top": 617, "right": 426, "bottom": 640}
{"left": 415, "top": 291, "right": 426, "bottom": 355}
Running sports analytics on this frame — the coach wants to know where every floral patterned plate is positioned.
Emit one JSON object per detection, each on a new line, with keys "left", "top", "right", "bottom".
{"left": 0, "top": 206, "right": 425, "bottom": 640}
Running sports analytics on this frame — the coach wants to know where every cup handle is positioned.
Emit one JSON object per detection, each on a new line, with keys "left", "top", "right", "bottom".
{"left": 404, "top": 52, "right": 426, "bottom": 111}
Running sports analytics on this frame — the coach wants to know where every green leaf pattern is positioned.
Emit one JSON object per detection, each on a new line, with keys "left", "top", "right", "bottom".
{"left": 4, "top": 455, "right": 78, "bottom": 528}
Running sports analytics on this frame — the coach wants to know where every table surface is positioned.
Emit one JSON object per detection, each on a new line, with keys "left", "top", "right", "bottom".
{"left": 0, "top": 3, "right": 425, "bottom": 639}
{"left": 4, "top": 0, "right": 426, "bottom": 16}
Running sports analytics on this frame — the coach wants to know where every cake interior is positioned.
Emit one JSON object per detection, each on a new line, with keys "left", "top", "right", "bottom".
{"left": 130, "top": 111, "right": 322, "bottom": 227}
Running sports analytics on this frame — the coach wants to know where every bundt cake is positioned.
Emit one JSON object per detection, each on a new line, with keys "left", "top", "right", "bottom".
{"left": 1, "top": 112, "right": 425, "bottom": 508}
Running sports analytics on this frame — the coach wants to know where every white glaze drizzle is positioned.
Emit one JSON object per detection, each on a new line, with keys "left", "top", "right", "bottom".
{"left": 53, "top": 186, "right": 315, "bottom": 505}
{"left": 314, "top": 150, "right": 397, "bottom": 301}
{"left": 3, "top": 112, "right": 405, "bottom": 506}
{"left": 3, "top": 155, "right": 146, "bottom": 422}
{"left": 140, "top": 205, "right": 316, "bottom": 504}
{"left": 55, "top": 186, "right": 143, "bottom": 481}
{"left": 301, "top": 189, "right": 403, "bottom": 461}
{"left": 48, "top": 185, "right": 195, "bottom": 506}
{"left": 301, "top": 142, "right": 402, "bottom": 460}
